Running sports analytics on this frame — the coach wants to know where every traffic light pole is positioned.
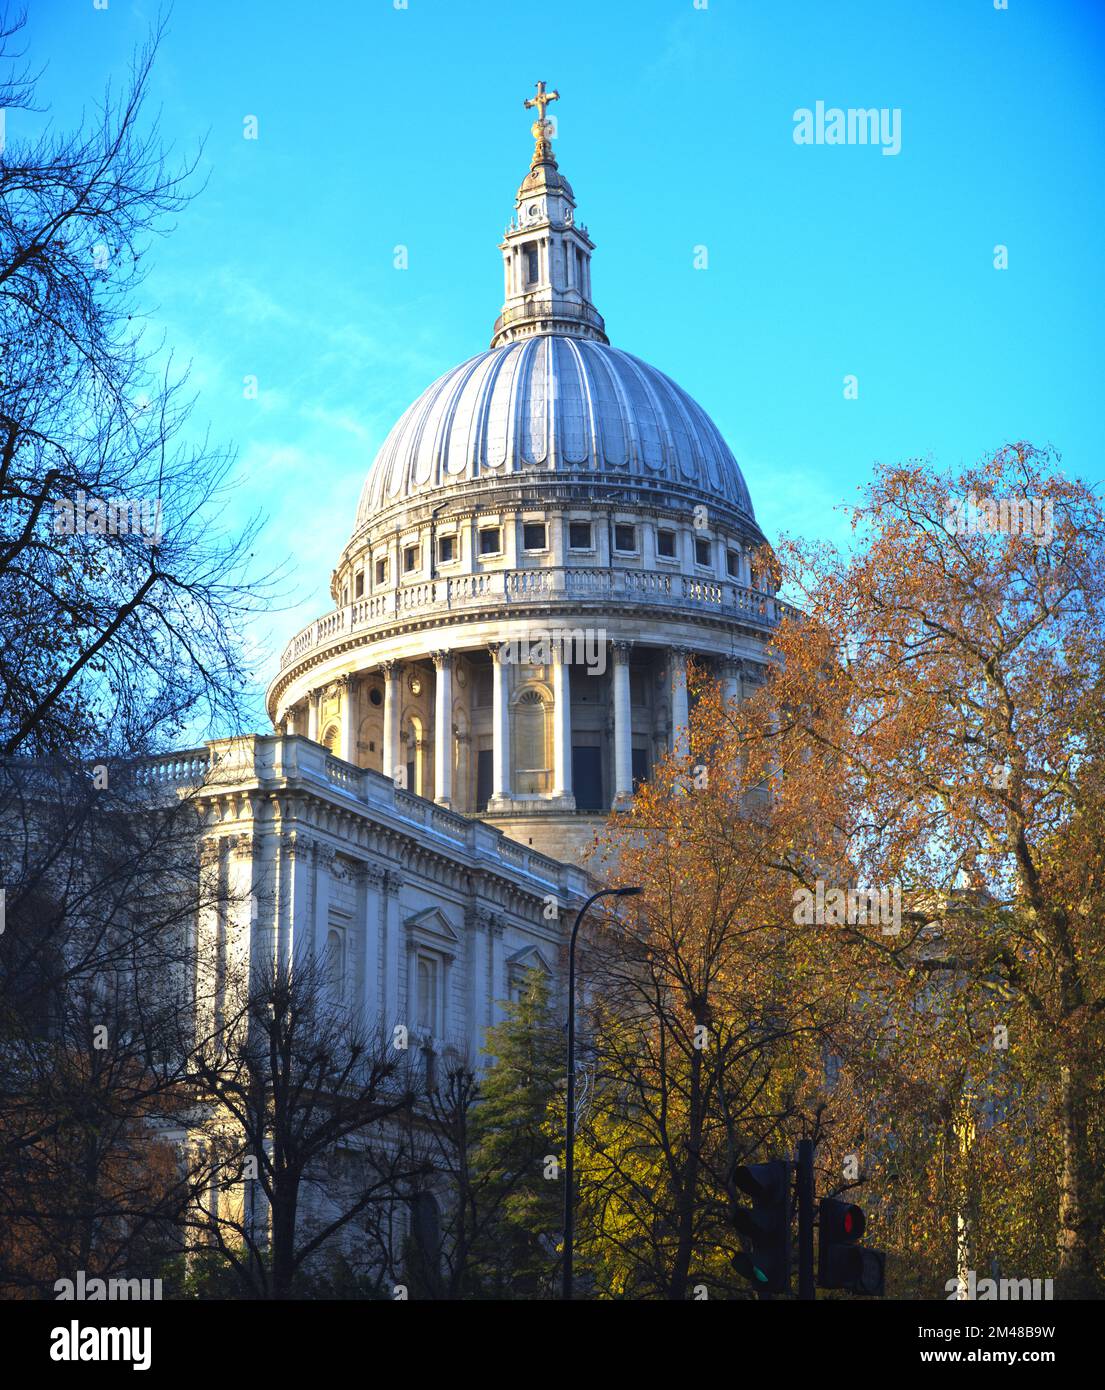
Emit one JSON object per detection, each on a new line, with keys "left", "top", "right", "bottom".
{"left": 797, "top": 1139, "right": 815, "bottom": 1301}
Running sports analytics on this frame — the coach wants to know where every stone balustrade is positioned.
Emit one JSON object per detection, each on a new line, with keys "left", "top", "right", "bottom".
{"left": 279, "top": 567, "right": 798, "bottom": 672}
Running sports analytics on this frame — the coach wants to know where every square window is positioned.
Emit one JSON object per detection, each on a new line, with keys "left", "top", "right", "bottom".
{"left": 523, "top": 521, "right": 547, "bottom": 551}
{"left": 375, "top": 557, "right": 388, "bottom": 586}
{"left": 568, "top": 521, "right": 592, "bottom": 550}
{"left": 438, "top": 534, "right": 456, "bottom": 564}
{"left": 479, "top": 527, "right": 502, "bottom": 557}
{"left": 726, "top": 549, "right": 740, "bottom": 578}
{"left": 657, "top": 529, "right": 676, "bottom": 559}
{"left": 614, "top": 524, "right": 636, "bottom": 553}
{"left": 695, "top": 538, "right": 711, "bottom": 567}
{"left": 403, "top": 544, "right": 420, "bottom": 574}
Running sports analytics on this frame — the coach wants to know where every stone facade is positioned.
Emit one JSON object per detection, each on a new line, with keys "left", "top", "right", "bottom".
{"left": 184, "top": 733, "right": 591, "bottom": 1061}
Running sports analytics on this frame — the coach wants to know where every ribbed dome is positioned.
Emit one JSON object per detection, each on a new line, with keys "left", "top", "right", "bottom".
{"left": 356, "top": 336, "right": 755, "bottom": 526}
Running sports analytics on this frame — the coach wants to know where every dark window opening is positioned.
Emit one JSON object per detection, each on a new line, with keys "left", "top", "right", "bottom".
{"left": 375, "top": 558, "right": 388, "bottom": 585}
{"left": 657, "top": 529, "right": 676, "bottom": 559}
{"left": 569, "top": 521, "right": 592, "bottom": 550}
{"left": 476, "top": 749, "right": 493, "bottom": 811}
{"left": 726, "top": 550, "right": 740, "bottom": 578}
{"left": 403, "top": 545, "right": 420, "bottom": 573}
{"left": 479, "top": 527, "right": 502, "bottom": 556}
{"left": 354, "top": 571, "right": 364, "bottom": 598}
{"left": 695, "top": 538, "right": 711, "bottom": 567}
{"left": 438, "top": 535, "right": 456, "bottom": 564}
{"left": 523, "top": 521, "right": 547, "bottom": 551}
{"left": 613, "top": 524, "right": 636, "bottom": 553}
{"left": 572, "top": 746, "right": 604, "bottom": 811}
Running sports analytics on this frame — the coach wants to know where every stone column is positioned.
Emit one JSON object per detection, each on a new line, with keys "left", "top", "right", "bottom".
{"left": 432, "top": 650, "right": 453, "bottom": 807}
{"left": 361, "top": 865, "right": 384, "bottom": 1029}
{"left": 381, "top": 661, "right": 402, "bottom": 783}
{"left": 306, "top": 689, "right": 320, "bottom": 743}
{"left": 382, "top": 871, "right": 403, "bottom": 1032}
{"left": 720, "top": 659, "right": 741, "bottom": 709}
{"left": 489, "top": 918, "right": 506, "bottom": 1027}
{"left": 612, "top": 640, "right": 634, "bottom": 804}
{"left": 313, "top": 843, "right": 333, "bottom": 962}
{"left": 338, "top": 674, "right": 357, "bottom": 764}
{"left": 671, "top": 648, "right": 690, "bottom": 758}
{"left": 489, "top": 643, "right": 511, "bottom": 804}
{"left": 551, "top": 638, "right": 573, "bottom": 803}
{"left": 467, "top": 908, "right": 491, "bottom": 1063}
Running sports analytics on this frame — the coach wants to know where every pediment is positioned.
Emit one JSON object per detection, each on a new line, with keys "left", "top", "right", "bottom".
{"left": 404, "top": 907, "right": 461, "bottom": 952}
{"left": 507, "top": 943, "right": 552, "bottom": 975}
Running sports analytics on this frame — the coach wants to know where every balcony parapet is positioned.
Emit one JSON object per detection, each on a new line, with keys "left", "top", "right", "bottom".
{"left": 278, "top": 568, "right": 798, "bottom": 673}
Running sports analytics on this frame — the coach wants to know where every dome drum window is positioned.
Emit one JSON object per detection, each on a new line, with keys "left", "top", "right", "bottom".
{"left": 694, "top": 538, "right": 712, "bottom": 568}
{"left": 568, "top": 521, "right": 593, "bottom": 550}
{"left": 613, "top": 524, "right": 637, "bottom": 554}
{"left": 522, "top": 521, "right": 547, "bottom": 552}
{"left": 438, "top": 534, "right": 457, "bottom": 565}
{"left": 479, "top": 526, "right": 503, "bottom": 558}
{"left": 374, "top": 557, "right": 388, "bottom": 586}
{"left": 403, "top": 544, "right": 420, "bottom": 574}
{"left": 657, "top": 529, "right": 677, "bottom": 560}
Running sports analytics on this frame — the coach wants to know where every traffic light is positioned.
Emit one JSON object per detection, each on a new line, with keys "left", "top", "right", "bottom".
{"left": 817, "top": 1198, "right": 885, "bottom": 1295}
{"left": 732, "top": 1160, "right": 791, "bottom": 1294}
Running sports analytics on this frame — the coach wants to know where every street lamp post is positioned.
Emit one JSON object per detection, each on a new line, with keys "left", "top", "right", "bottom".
{"left": 562, "top": 884, "right": 641, "bottom": 1301}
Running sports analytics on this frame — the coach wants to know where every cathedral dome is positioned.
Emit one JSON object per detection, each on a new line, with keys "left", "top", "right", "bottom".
{"left": 355, "top": 336, "right": 756, "bottom": 527}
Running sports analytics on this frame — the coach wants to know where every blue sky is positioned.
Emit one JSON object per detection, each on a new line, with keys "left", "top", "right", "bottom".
{"left": 21, "top": 0, "right": 1105, "bottom": 720}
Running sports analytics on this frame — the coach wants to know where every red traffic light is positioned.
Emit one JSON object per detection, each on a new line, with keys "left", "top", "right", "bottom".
{"left": 842, "top": 1205, "right": 864, "bottom": 1240}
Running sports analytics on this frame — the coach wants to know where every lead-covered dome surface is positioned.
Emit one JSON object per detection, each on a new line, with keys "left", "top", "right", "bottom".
{"left": 355, "top": 336, "right": 755, "bottom": 527}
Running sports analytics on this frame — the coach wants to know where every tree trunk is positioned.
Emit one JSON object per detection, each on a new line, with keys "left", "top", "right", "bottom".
{"left": 1055, "top": 1063, "right": 1099, "bottom": 1298}
{"left": 269, "top": 1183, "right": 299, "bottom": 1299}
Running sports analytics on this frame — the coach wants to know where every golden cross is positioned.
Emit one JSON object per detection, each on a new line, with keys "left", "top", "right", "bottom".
{"left": 523, "top": 80, "right": 559, "bottom": 125}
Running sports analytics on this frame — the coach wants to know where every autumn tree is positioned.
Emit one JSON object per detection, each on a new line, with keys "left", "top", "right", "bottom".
{"left": 760, "top": 443, "right": 1105, "bottom": 1297}
{"left": 572, "top": 674, "right": 842, "bottom": 1299}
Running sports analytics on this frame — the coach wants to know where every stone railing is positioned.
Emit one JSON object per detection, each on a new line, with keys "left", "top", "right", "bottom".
{"left": 130, "top": 735, "right": 588, "bottom": 897}
{"left": 279, "top": 567, "right": 795, "bottom": 671}
{"left": 133, "top": 749, "right": 211, "bottom": 787}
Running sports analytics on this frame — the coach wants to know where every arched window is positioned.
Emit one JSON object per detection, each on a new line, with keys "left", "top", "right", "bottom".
{"left": 513, "top": 687, "right": 549, "bottom": 794}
